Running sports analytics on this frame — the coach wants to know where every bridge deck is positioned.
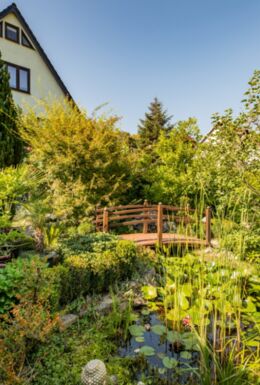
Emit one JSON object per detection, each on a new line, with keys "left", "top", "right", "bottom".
{"left": 119, "top": 233, "right": 207, "bottom": 247}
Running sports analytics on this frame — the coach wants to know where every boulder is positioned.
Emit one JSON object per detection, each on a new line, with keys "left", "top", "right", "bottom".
{"left": 96, "top": 295, "right": 113, "bottom": 315}
{"left": 59, "top": 313, "right": 78, "bottom": 329}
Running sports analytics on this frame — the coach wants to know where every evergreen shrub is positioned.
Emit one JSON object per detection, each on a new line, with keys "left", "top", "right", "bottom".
{"left": 58, "top": 234, "right": 147, "bottom": 304}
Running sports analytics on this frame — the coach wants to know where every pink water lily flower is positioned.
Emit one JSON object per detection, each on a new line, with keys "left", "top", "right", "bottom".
{"left": 182, "top": 315, "right": 191, "bottom": 327}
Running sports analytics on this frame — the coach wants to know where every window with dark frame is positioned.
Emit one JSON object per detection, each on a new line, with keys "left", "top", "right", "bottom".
{"left": 0, "top": 22, "right": 3, "bottom": 38}
{"left": 21, "top": 30, "right": 34, "bottom": 49}
{"left": 5, "top": 22, "right": 19, "bottom": 43}
{"left": 6, "top": 63, "right": 30, "bottom": 93}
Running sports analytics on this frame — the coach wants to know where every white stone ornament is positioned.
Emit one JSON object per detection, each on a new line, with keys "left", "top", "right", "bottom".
{"left": 81, "top": 359, "right": 108, "bottom": 385}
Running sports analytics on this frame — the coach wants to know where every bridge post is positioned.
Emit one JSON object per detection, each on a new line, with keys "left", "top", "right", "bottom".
{"left": 205, "top": 207, "right": 211, "bottom": 246}
{"left": 157, "top": 203, "right": 163, "bottom": 246}
{"left": 103, "top": 208, "right": 109, "bottom": 232}
{"left": 143, "top": 199, "right": 148, "bottom": 233}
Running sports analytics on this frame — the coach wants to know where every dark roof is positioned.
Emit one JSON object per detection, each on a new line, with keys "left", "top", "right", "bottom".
{"left": 0, "top": 3, "right": 75, "bottom": 103}
{"left": 201, "top": 127, "right": 216, "bottom": 143}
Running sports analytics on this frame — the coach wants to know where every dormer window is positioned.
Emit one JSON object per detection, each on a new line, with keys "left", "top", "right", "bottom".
{"left": 5, "top": 22, "right": 19, "bottom": 43}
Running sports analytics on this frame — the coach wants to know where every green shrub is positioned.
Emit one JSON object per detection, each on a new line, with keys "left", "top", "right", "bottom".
{"left": 59, "top": 232, "right": 118, "bottom": 255}
{"left": 0, "top": 229, "right": 34, "bottom": 256}
{"left": 58, "top": 235, "right": 145, "bottom": 304}
{"left": 0, "top": 256, "right": 64, "bottom": 314}
{"left": 0, "top": 258, "right": 25, "bottom": 314}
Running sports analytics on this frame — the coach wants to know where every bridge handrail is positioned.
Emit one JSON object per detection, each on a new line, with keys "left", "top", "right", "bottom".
{"left": 95, "top": 201, "right": 211, "bottom": 245}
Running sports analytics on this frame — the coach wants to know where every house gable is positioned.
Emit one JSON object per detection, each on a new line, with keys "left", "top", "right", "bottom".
{"left": 0, "top": 3, "right": 74, "bottom": 108}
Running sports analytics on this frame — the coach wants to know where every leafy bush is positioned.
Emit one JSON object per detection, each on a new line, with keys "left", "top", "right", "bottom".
{"left": 0, "top": 259, "right": 25, "bottom": 314}
{"left": 20, "top": 101, "right": 134, "bottom": 223}
{"left": 59, "top": 232, "right": 118, "bottom": 255}
{"left": 0, "top": 299, "right": 58, "bottom": 385}
{"left": 0, "top": 257, "right": 62, "bottom": 384}
{"left": 58, "top": 234, "right": 147, "bottom": 304}
{"left": 0, "top": 256, "right": 65, "bottom": 314}
{"left": 0, "top": 229, "right": 34, "bottom": 257}
{"left": 0, "top": 165, "right": 36, "bottom": 219}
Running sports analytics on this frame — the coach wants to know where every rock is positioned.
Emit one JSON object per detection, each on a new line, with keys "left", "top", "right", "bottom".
{"left": 59, "top": 313, "right": 78, "bottom": 329}
{"left": 133, "top": 297, "right": 146, "bottom": 309}
{"left": 119, "top": 301, "right": 128, "bottom": 312}
{"left": 79, "top": 304, "right": 88, "bottom": 318}
{"left": 96, "top": 295, "right": 113, "bottom": 315}
{"left": 128, "top": 281, "right": 140, "bottom": 290}
{"left": 46, "top": 251, "right": 60, "bottom": 264}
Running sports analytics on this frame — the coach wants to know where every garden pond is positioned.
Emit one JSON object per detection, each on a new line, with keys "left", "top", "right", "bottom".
{"left": 118, "top": 253, "right": 260, "bottom": 384}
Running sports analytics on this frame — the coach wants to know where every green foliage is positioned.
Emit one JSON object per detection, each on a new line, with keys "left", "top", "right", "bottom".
{"left": 193, "top": 71, "right": 260, "bottom": 215}
{"left": 0, "top": 258, "right": 25, "bottom": 314}
{"left": 0, "top": 288, "right": 58, "bottom": 385}
{"left": 0, "top": 165, "right": 34, "bottom": 219}
{"left": 144, "top": 118, "right": 200, "bottom": 204}
{"left": 0, "top": 51, "right": 24, "bottom": 168}
{"left": 19, "top": 101, "right": 134, "bottom": 223}
{"left": 0, "top": 256, "right": 63, "bottom": 314}
{"left": 28, "top": 314, "right": 138, "bottom": 385}
{"left": 59, "top": 232, "right": 119, "bottom": 255}
{"left": 0, "top": 229, "right": 34, "bottom": 256}
{"left": 140, "top": 252, "right": 259, "bottom": 382}
{"left": 138, "top": 97, "right": 173, "bottom": 149}
{"left": 59, "top": 235, "right": 145, "bottom": 303}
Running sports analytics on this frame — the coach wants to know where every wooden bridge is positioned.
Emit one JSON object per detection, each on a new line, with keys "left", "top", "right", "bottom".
{"left": 95, "top": 201, "right": 212, "bottom": 247}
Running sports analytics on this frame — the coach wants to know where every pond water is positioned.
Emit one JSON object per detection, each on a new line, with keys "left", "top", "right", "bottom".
{"left": 119, "top": 313, "right": 199, "bottom": 385}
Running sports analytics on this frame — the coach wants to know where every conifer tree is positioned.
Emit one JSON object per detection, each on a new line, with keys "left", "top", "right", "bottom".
{"left": 0, "top": 51, "right": 23, "bottom": 168}
{"left": 138, "top": 97, "right": 173, "bottom": 148}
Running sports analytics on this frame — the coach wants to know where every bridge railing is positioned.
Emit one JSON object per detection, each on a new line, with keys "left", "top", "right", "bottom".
{"left": 94, "top": 201, "right": 211, "bottom": 245}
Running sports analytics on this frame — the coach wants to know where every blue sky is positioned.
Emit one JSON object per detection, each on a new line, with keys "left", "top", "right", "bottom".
{"left": 2, "top": 0, "right": 260, "bottom": 134}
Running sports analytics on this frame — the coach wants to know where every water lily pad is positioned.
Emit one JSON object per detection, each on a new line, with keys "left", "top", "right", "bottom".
{"left": 162, "top": 356, "right": 178, "bottom": 369}
{"left": 151, "top": 324, "right": 167, "bottom": 336}
{"left": 141, "top": 309, "right": 150, "bottom": 316}
{"left": 180, "top": 351, "right": 192, "bottom": 359}
{"left": 158, "top": 368, "right": 166, "bottom": 375}
{"left": 129, "top": 324, "right": 145, "bottom": 337}
{"left": 142, "top": 286, "right": 157, "bottom": 300}
{"left": 129, "top": 312, "right": 139, "bottom": 322}
{"left": 139, "top": 345, "right": 155, "bottom": 356}
{"left": 157, "top": 352, "right": 166, "bottom": 359}
{"left": 135, "top": 336, "right": 145, "bottom": 343}
{"left": 167, "top": 330, "right": 181, "bottom": 343}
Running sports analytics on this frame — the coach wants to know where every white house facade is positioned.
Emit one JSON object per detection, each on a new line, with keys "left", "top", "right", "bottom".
{"left": 0, "top": 3, "right": 73, "bottom": 108}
